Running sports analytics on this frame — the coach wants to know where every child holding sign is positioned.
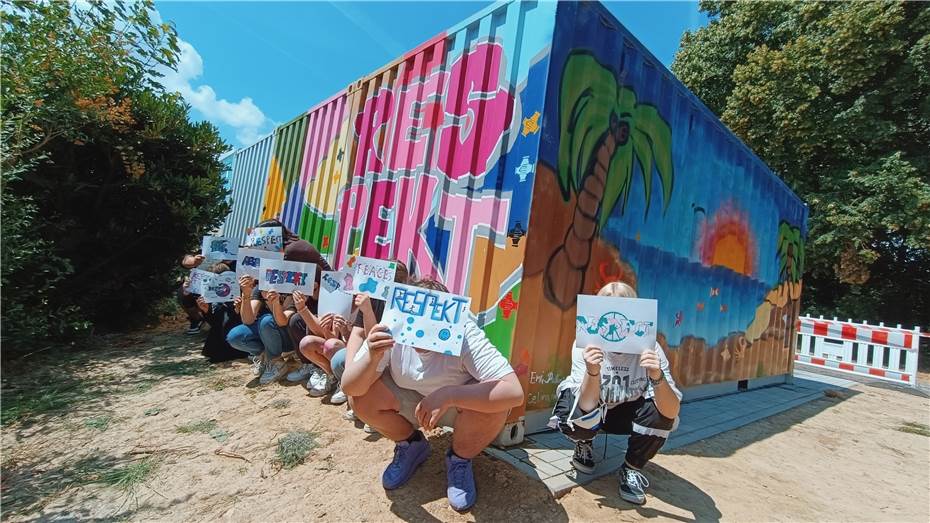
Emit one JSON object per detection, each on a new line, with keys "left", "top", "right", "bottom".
{"left": 551, "top": 282, "right": 681, "bottom": 506}
{"left": 342, "top": 278, "right": 523, "bottom": 512}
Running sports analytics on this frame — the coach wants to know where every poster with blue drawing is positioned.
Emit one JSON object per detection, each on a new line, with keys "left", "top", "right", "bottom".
{"left": 201, "top": 235, "right": 238, "bottom": 260}
{"left": 202, "top": 271, "right": 238, "bottom": 304}
{"left": 236, "top": 248, "right": 284, "bottom": 280}
{"left": 319, "top": 271, "right": 354, "bottom": 318}
{"left": 188, "top": 268, "right": 212, "bottom": 295}
{"left": 381, "top": 283, "right": 471, "bottom": 356}
{"left": 575, "top": 296, "right": 658, "bottom": 354}
{"left": 351, "top": 256, "right": 396, "bottom": 300}
{"left": 258, "top": 259, "right": 317, "bottom": 294}
{"left": 244, "top": 226, "right": 284, "bottom": 253}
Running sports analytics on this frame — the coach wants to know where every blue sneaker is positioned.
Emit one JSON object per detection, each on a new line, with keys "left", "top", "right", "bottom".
{"left": 445, "top": 448, "right": 477, "bottom": 511}
{"left": 382, "top": 435, "right": 430, "bottom": 490}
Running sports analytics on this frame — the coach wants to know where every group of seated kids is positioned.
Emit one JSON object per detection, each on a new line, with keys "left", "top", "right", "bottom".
{"left": 179, "top": 222, "right": 681, "bottom": 511}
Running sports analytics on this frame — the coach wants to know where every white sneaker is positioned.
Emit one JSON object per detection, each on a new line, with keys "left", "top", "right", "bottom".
{"left": 363, "top": 424, "right": 376, "bottom": 434}
{"left": 330, "top": 387, "right": 347, "bottom": 405}
{"left": 250, "top": 355, "right": 266, "bottom": 377}
{"left": 342, "top": 409, "right": 357, "bottom": 421}
{"left": 259, "top": 359, "right": 288, "bottom": 385}
{"left": 286, "top": 363, "right": 316, "bottom": 382}
{"left": 306, "top": 371, "right": 335, "bottom": 397}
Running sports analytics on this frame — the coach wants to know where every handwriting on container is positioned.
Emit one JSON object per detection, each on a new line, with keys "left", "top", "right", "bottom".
{"left": 264, "top": 269, "right": 308, "bottom": 286}
{"left": 390, "top": 287, "right": 468, "bottom": 323}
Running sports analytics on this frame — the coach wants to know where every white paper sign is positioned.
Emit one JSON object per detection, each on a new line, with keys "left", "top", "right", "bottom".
{"left": 381, "top": 282, "right": 471, "bottom": 356}
{"left": 575, "top": 296, "right": 657, "bottom": 354}
{"left": 201, "top": 235, "right": 238, "bottom": 260}
{"left": 188, "top": 268, "right": 212, "bottom": 295}
{"left": 352, "top": 256, "right": 397, "bottom": 299}
{"left": 319, "top": 271, "right": 354, "bottom": 318}
{"left": 202, "top": 271, "right": 238, "bottom": 303}
{"left": 258, "top": 259, "right": 317, "bottom": 294}
{"left": 244, "top": 226, "right": 284, "bottom": 252}
{"left": 236, "top": 248, "right": 284, "bottom": 279}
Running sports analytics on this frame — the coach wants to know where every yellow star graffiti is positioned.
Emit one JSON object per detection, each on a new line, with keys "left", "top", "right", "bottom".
{"left": 522, "top": 111, "right": 540, "bottom": 137}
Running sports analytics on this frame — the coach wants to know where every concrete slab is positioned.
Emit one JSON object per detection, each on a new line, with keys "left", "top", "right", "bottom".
{"left": 486, "top": 366, "right": 857, "bottom": 495}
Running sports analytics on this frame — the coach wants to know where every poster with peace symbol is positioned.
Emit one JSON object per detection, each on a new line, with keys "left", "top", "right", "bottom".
{"left": 575, "top": 296, "right": 657, "bottom": 354}
{"left": 381, "top": 282, "right": 471, "bottom": 357}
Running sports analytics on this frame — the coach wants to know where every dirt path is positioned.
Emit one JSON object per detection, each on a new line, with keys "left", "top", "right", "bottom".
{"left": 2, "top": 320, "right": 928, "bottom": 522}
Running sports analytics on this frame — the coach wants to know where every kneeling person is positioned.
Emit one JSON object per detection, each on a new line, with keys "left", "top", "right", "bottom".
{"left": 341, "top": 279, "right": 523, "bottom": 512}
{"left": 552, "top": 281, "right": 681, "bottom": 505}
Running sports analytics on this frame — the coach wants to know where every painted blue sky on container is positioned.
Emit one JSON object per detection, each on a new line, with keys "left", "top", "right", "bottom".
{"left": 538, "top": 1, "right": 806, "bottom": 347}
{"left": 154, "top": 1, "right": 709, "bottom": 148}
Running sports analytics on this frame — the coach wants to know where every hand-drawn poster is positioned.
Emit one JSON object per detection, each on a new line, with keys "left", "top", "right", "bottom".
{"left": 202, "top": 271, "right": 238, "bottom": 304}
{"left": 236, "top": 248, "right": 284, "bottom": 279}
{"left": 319, "top": 271, "right": 354, "bottom": 318}
{"left": 381, "top": 282, "right": 471, "bottom": 356}
{"left": 201, "top": 235, "right": 238, "bottom": 260}
{"left": 188, "top": 268, "right": 212, "bottom": 295}
{"left": 244, "top": 226, "right": 284, "bottom": 253}
{"left": 575, "top": 296, "right": 658, "bottom": 354}
{"left": 351, "top": 256, "right": 396, "bottom": 300}
{"left": 258, "top": 259, "right": 317, "bottom": 294}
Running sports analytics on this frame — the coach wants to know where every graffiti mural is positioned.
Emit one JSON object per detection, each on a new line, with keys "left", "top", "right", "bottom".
{"left": 514, "top": 1, "right": 808, "bottom": 414}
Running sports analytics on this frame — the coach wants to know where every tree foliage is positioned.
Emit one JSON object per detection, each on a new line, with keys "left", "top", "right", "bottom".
{"left": 1, "top": 0, "right": 230, "bottom": 345}
{"left": 673, "top": 1, "right": 930, "bottom": 327}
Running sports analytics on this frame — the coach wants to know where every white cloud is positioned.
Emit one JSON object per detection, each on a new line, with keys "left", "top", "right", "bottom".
{"left": 160, "top": 39, "right": 272, "bottom": 147}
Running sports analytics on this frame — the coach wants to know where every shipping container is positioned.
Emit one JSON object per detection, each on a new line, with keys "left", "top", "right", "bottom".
{"left": 224, "top": 134, "right": 274, "bottom": 244}
{"left": 222, "top": 0, "right": 807, "bottom": 437}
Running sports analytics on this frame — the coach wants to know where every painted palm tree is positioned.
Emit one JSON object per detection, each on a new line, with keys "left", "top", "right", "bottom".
{"left": 777, "top": 221, "right": 805, "bottom": 284}
{"left": 544, "top": 51, "right": 674, "bottom": 309}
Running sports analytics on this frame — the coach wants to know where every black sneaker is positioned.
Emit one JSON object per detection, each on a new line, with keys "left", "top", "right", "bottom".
{"left": 571, "top": 440, "right": 595, "bottom": 474}
{"left": 185, "top": 319, "right": 203, "bottom": 335}
{"left": 618, "top": 464, "right": 649, "bottom": 505}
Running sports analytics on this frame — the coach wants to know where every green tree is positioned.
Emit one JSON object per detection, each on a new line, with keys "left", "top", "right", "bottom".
{"left": 1, "top": 0, "right": 230, "bottom": 346}
{"left": 672, "top": 1, "right": 930, "bottom": 327}
{"left": 545, "top": 51, "right": 674, "bottom": 309}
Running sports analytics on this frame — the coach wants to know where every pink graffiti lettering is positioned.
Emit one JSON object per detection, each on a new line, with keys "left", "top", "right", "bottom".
{"left": 353, "top": 42, "right": 514, "bottom": 181}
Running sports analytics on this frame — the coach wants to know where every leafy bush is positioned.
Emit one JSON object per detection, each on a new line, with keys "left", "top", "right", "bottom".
{"left": 1, "top": 0, "right": 230, "bottom": 349}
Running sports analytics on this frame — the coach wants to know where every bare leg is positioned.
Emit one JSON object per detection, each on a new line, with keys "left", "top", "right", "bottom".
{"left": 451, "top": 409, "right": 508, "bottom": 458}
{"left": 352, "top": 377, "right": 415, "bottom": 442}
{"left": 297, "top": 335, "right": 333, "bottom": 374}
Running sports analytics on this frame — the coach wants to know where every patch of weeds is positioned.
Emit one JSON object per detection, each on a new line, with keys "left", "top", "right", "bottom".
{"left": 143, "top": 407, "right": 162, "bottom": 417}
{"left": 143, "top": 359, "right": 213, "bottom": 378}
{"left": 270, "top": 398, "right": 291, "bottom": 409}
{"left": 176, "top": 419, "right": 218, "bottom": 434}
{"left": 276, "top": 430, "right": 318, "bottom": 469}
{"left": 1, "top": 380, "right": 110, "bottom": 426}
{"left": 207, "top": 375, "right": 237, "bottom": 391}
{"left": 129, "top": 379, "right": 157, "bottom": 394}
{"left": 84, "top": 415, "right": 115, "bottom": 431}
{"left": 209, "top": 428, "right": 230, "bottom": 443}
{"left": 99, "top": 456, "right": 161, "bottom": 494}
{"left": 897, "top": 421, "right": 930, "bottom": 437}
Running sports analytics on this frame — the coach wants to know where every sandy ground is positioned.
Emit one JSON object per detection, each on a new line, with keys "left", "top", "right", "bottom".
{"left": 2, "top": 319, "right": 929, "bottom": 522}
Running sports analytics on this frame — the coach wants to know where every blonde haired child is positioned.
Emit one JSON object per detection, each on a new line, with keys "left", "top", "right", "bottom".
{"left": 551, "top": 281, "right": 682, "bottom": 505}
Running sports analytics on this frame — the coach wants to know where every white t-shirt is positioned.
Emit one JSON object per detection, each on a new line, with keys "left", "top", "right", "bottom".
{"left": 355, "top": 319, "right": 514, "bottom": 397}
{"left": 556, "top": 341, "right": 682, "bottom": 408}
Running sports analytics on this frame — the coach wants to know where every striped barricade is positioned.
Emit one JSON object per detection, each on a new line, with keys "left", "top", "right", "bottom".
{"left": 795, "top": 315, "right": 921, "bottom": 387}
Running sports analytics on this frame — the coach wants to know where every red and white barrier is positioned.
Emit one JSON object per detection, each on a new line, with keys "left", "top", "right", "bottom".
{"left": 795, "top": 315, "right": 921, "bottom": 387}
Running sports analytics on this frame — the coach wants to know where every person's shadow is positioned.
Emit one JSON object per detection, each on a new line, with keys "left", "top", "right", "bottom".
{"left": 582, "top": 462, "right": 721, "bottom": 522}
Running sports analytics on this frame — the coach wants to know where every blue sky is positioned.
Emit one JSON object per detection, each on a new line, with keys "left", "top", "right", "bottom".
{"left": 155, "top": 1, "right": 709, "bottom": 149}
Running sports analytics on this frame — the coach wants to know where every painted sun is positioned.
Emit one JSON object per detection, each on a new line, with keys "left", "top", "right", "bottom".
{"left": 699, "top": 204, "right": 756, "bottom": 277}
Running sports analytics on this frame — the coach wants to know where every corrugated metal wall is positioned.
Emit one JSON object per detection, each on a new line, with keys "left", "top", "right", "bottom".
{"left": 223, "top": 134, "right": 274, "bottom": 244}
{"left": 513, "top": 0, "right": 808, "bottom": 422}
{"left": 261, "top": 113, "right": 310, "bottom": 231}
{"left": 297, "top": 93, "right": 351, "bottom": 255}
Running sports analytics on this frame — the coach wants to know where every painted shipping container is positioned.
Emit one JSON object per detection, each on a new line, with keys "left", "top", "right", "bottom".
{"left": 224, "top": 134, "right": 274, "bottom": 244}
{"left": 222, "top": 0, "right": 807, "bottom": 435}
